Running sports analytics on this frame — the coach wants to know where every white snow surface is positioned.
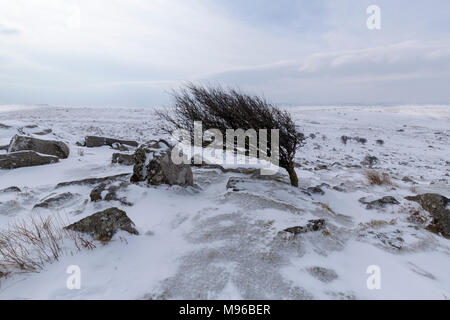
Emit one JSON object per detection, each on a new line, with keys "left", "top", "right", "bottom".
{"left": 0, "top": 104, "right": 449, "bottom": 300}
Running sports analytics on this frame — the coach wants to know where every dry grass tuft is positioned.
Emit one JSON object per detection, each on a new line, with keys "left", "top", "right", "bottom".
{"left": 0, "top": 214, "right": 95, "bottom": 275}
{"left": 365, "top": 170, "right": 392, "bottom": 186}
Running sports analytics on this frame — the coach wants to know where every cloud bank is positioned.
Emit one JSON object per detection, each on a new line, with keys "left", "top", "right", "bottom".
{"left": 0, "top": 0, "right": 449, "bottom": 106}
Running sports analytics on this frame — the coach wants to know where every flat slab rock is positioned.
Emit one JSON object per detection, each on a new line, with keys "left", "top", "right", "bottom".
{"left": 85, "top": 136, "right": 138, "bottom": 148}
{"left": 0, "top": 151, "right": 59, "bottom": 169}
{"left": 65, "top": 207, "right": 139, "bottom": 242}
{"left": 8, "top": 135, "right": 70, "bottom": 159}
{"left": 56, "top": 173, "right": 130, "bottom": 188}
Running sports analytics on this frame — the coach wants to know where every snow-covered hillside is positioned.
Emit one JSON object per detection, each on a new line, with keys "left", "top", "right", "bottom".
{"left": 0, "top": 105, "right": 449, "bottom": 300}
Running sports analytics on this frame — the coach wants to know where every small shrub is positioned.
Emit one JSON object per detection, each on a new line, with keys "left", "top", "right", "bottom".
{"left": 0, "top": 214, "right": 95, "bottom": 274}
{"left": 365, "top": 170, "right": 392, "bottom": 185}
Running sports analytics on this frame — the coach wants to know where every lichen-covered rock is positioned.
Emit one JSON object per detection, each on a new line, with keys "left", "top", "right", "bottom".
{"left": 84, "top": 136, "right": 138, "bottom": 148}
{"left": 112, "top": 153, "right": 134, "bottom": 166}
{"left": 405, "top": 193, "right": 450, "bottom": 238}
{"left": 0, "top": 151, "right": 59, "bottom": 169}
{"left": 130, "top": 139, "right": 193, "bottom": 187}
{"left": 8, "top": 135, "right": 69, "bottom": 159}
{"left": 65, "top": 207, "right": 139, "bottom": 241}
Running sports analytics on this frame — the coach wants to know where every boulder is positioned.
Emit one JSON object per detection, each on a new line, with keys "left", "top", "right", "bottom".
{"left": 65, "top": 207, "right": 139, "bottom": 241}
{"left": 405, "top": 194, "right": 450, "bottom": 238}
{"left": 84, "top": 136, "right": 138, "bottom": 148}
{"left": 130, "top": 139, "right": 193, "bottom": 187}
{"left": 8, "top": 135, "right": 70, "bottom": 159}
{"left": 0, "top": 151, "right": 59, "bottom": 169}
{"left": 112, "top": 153, "right": 134, "bottom": 166}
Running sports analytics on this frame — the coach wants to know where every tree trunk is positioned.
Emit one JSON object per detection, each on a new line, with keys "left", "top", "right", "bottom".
{"left": 286, "top": 165, "right": 299, "bottom": 187}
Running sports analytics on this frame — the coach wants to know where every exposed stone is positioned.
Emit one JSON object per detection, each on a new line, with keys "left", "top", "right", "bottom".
{"left": 112, "top": 153, "right": 134, "bottom": 166}
{"left": 89, "top": 182, "right": 132, "bottom": 206}
{"left": 131, "top": 139, "right": 193, "bottom": 187}
{"left": 65, "top": 207, "right": 139, "bottom": 241}
{"left": 402, "top": 176, "right": 416, "bottom": 184}
{"left": 307, "top": 267, "right": 338, "bottom": 283}
{"left": 8, "top": 135, "right": 70, "bottom": 159}
{"left": 56, "top": 173, "right": 130, "bottom": 188}
{"left": 34, "top": 192, "right": 80, "bottom": 209}
{"left": 405, "top": 193, "right": 450, "bottom": 238}
{"left": 111, "top": 143, "right": 129, "bottom": 152}
{"left": 307, "top": 186, "right": 325, "bottom": 195}
{"left": 0, "top": 186, "right": 21, "bottom": 193}
{"left": 0, "top": 151, "right": 59, "bottom": 169}
{"left": 0, "top": 145, "right": 8, "bottom": 151}
{"left": 226, "top": 177, "right": 249, "bottom": 192}
{"left": 360, "top": 196, "right": 400, "bottom": 210}
{"left": 33, "top": 129, "right": 53, "bottom": 136}
{"left": 0, "top": 123, "right": 11, "bottom": 129}
{"left": 85, "top": 136, "right": 138, "bottom": 148}
{"left": 361, "top": 155, "right": 379, "bottom": 167}
{"left": 283, "top": 219, "right": 327, "bottom": 235}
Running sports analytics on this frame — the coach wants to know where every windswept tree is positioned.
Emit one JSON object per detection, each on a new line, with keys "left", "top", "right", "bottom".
{"left": 156, "top": 83, "right": 305, "bottom": 187}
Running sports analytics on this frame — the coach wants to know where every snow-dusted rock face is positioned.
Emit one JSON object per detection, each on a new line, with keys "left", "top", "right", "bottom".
{"left": 0, "top": 151, "right": 59, "bottom": 169}
{"left": 406, "top": 194, "right": 450, "bottom": 237}
{"left": 131, "top": 139, "right": 194, "bottom": 187}
{"left": 8, "top": 135, "right": 70, "bottom": 159}
{"left": 65, "top": 207, "right": 139, "bottom": 242}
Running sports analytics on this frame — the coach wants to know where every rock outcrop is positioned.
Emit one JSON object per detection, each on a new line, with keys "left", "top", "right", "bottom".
{"left": 84, "top": 136, "right": 138, "bottom": 148}
{"left": 130, "top": 139, "right": 193, "bottom": 187}
{"left": 65, "top": 207, "right": 139, "bottom": 241}
{"left": 405, "top": 193, "right": 450, "bottom": 238}
{"left": 8, "top": 135, "right": 70, "bottom": 159}
{"left": 0, "top": 151, "right": 59, "bottom": 169}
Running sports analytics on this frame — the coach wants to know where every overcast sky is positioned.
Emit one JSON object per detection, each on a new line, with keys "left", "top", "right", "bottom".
{"left": 1, "top": 0, "right": 449, "bottom": 107}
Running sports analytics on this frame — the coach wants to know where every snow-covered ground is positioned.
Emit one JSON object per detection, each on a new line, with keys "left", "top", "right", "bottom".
{"left": 0, "top": 104, "right": 449, "bottom": 300}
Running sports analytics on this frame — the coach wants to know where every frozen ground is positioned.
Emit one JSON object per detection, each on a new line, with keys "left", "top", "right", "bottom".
{"left": 0, "top": 104, "right": 449, "bottom": 300}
